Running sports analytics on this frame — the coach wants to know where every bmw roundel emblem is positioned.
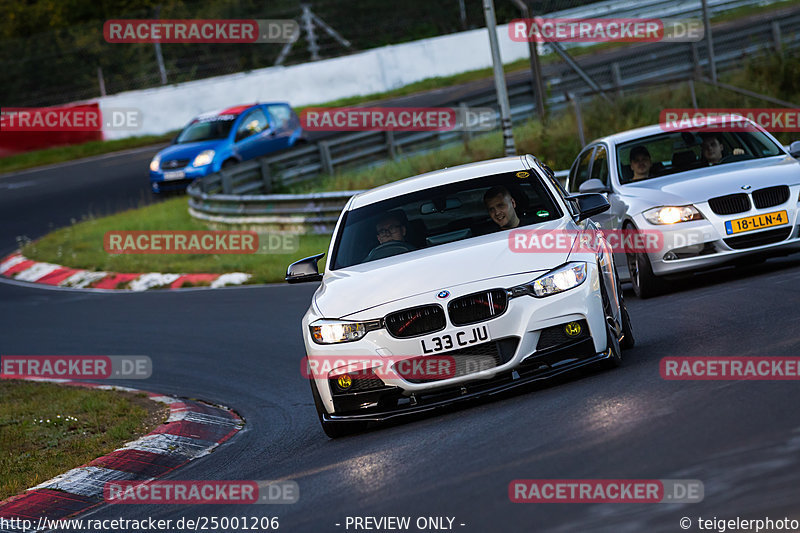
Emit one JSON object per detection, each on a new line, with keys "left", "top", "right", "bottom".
{"left": 437, "top": 290, "right": 450, "bottom": 299}
{"left": 741, "top": 184, "right": 752, "bottom": 190}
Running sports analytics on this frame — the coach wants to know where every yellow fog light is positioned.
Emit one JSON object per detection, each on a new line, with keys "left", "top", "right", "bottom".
{"left": 337, "top": 374, "right": 352, "bottom": 390}
{"left": 565, "top": 322, "right": 582, "bottom": 337}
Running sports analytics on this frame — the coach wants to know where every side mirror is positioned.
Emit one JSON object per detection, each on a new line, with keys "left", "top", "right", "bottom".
{"left": 789, "top": 141, "right": 800, "bottom": 159}
{"left": 569, "top": 193, "right": 610, "bottom": 222}
{"left": 286, "top": 253, "right": 325, "bottom": 284}
{"left": 578, "top": 178, "right": 610, "bottom": 194}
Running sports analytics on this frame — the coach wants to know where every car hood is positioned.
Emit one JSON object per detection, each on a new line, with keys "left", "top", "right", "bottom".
{"left": 157, "top": 140, "right": 225, "bottom": 160}
{"left": 315, "top": 219, "right": 574, "bottom": 318}
{"left": 619, "top": 156, "right": 800, "bottom": 210}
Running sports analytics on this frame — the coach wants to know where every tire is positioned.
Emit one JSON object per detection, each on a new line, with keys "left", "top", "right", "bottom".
{"left": 619, "top": 296, "right": 635, "bottom": 350}
{"left": 309, "top": 378, "right": 366, "bottom": 439}
{"left": 603, "top": 317, "right": 623, "bottom": 368}
{"left": 599, "top": 271, "right": 623, "bottom": 368}
{"left": 624, "top": 224, "right": 666, "bottom": 299}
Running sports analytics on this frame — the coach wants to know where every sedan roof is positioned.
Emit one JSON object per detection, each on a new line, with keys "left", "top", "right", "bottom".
{"left": 350, "top": 156, "right": 531, "bottom": 209}
{"left": 589, "top": 116, "right": 770, "bottom": 147}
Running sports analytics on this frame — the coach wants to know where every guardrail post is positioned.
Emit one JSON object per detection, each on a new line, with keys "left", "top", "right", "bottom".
{"left": 688, "top": 79, "right": 698, "bottom": 110}
{"left": 385, "top": 130, "right": 397, "bottom": 160}
{"left": 772, "top": 21, "right": 782, "bottom": 53}
{"left": 568, "top": 93, "right": 586, "bottom": 148}
{"left": 611, "top": 62, "right": 622, "bottom": 98}
{"left": 260, "top": 159, "right": 273, "bottom": 193}
{"left": 221, "top": 169, "right": 232, "bottom": 194}
{"left": 690, "top": 42, "right": 701, "bottom": 79}
{"left": 318, "top": 141, "right": 334, "bottom": 175}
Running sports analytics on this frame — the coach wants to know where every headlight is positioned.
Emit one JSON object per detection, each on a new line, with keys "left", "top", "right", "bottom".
{"left": 310, "top": 319, "right": 382, "bottom": 344}
{"left": 149, "top": 155, "right": 160, "bottom": 172}
{"left": 508, "top": 262, "right": 587, "bottom": 298}
{"left": 192, "top": 150, "right": 215, "bottom": 167}
{"left": 643, "top": 205, "right": 704, "bottom": 225}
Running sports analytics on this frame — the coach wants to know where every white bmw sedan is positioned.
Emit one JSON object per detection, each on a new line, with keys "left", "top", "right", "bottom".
{"left": 566, "top": 119, "right": 800, "bottom": 298}
{"left": 287, "top": 155, "right": 634, "bottom": 438}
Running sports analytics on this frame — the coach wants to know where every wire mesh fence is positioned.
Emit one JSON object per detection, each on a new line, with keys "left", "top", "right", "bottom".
{"left": 0, "top": 0, "right": 604, "bottom": 107}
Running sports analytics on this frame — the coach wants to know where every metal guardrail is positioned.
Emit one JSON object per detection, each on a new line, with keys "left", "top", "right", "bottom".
{"left": 188, "top": 7, "right": 800, "bottom": 225}
{"left": 188, "top": 171, "right": 570, "bottom": 235}
{"left": 188, "top": 190, "right": 363, "bottom": 235}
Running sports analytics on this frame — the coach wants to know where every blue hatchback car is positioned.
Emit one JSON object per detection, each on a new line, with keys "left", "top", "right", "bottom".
{"left": 149, "top": 102, "right": 304, "bottom": 193}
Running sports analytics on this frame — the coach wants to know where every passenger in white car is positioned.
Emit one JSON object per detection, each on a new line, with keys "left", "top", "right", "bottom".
{"left": 483, "top": 186, "right": 521, "bottom": 229}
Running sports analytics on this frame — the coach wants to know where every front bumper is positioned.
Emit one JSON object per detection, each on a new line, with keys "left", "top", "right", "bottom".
{"left": 305, "top": 266, "right": 610, "bottom": 419}
{"left": 149, "top": 165, "right": 213, "bottom": 193}
{"left": 321, "top": 340, "right": 613, "bottom": 423}
{"left": 636, "top": 205, "right": 800, "bottom": 276}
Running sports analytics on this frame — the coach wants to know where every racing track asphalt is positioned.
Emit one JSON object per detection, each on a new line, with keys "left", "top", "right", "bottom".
{"left": 2, "top": 251, "right": 800, "bottom": 532}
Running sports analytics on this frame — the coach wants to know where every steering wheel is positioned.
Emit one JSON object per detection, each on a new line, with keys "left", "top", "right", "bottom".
{"left": 719, "top": 148, "right": 751, "bottom": 164}
{"left": 365, "top": 240, "right": 417, "bottom": 261}
{"left": 719, "top": 153, "right": 751, "bottom": 164}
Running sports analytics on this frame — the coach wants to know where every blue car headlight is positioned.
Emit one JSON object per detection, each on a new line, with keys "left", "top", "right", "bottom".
{"left": 508, "top": 262, "right": 587, "bottom": 298}
{"left": 192, "top": 150, "right": 215, "bottom": 167}
{"left": 149, "top": 155, "right": 160, "bottom": 172}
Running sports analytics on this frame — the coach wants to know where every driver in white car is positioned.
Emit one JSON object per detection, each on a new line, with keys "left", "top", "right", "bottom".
{"left": 375, "top": 211, "right": 409, "bottom": 244}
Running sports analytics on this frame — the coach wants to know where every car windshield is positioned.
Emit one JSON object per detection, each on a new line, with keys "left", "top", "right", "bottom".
{"left": 330, "top": 171, "right": 563, "bottom": 269}
{"left": 617, "top": 129, "right": 783, "bottom": 184}
{"left": 176, "top": 115, "right": 237, "bottom": 143}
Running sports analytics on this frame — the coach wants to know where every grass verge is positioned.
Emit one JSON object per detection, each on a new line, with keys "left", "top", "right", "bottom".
{"left": 19, "top": 197, "right": 332, "bottom": 285}
{"left": 0, "top": 380, "right": 168, "bottom": 500}
{"left": 297, "top": 52, "right": 800, "bottom": 193}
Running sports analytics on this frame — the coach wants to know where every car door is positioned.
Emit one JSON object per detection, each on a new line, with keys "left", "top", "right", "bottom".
{"left": 234, "top": 107, "right": 279, "bottom": 160}
{"left": 266, "top": 104, "right": 295, "bottom": 150}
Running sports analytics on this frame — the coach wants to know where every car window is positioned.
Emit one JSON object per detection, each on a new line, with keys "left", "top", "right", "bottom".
{"left": 538, "top": 164, "right": 578, "bottom": 217}
{"left": 616, "top": 130, "right": 783, "bottom": 183}
{"left": 590, "top": 145, "right": 609, "bottom": 184}
{"left": 569, "top": 147, "right": 594, "bottom": 193}
{"left": 331, "top": 171, "right": 563, "bottom": 269}
{"left": 175, "top": 115, "right": 237, "bottom": 143}
{"left": 267, "top": 105, "right": 292, "bottom": 129}
{"left": 235, "top": 108, "right": 269, "bottom": 141}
